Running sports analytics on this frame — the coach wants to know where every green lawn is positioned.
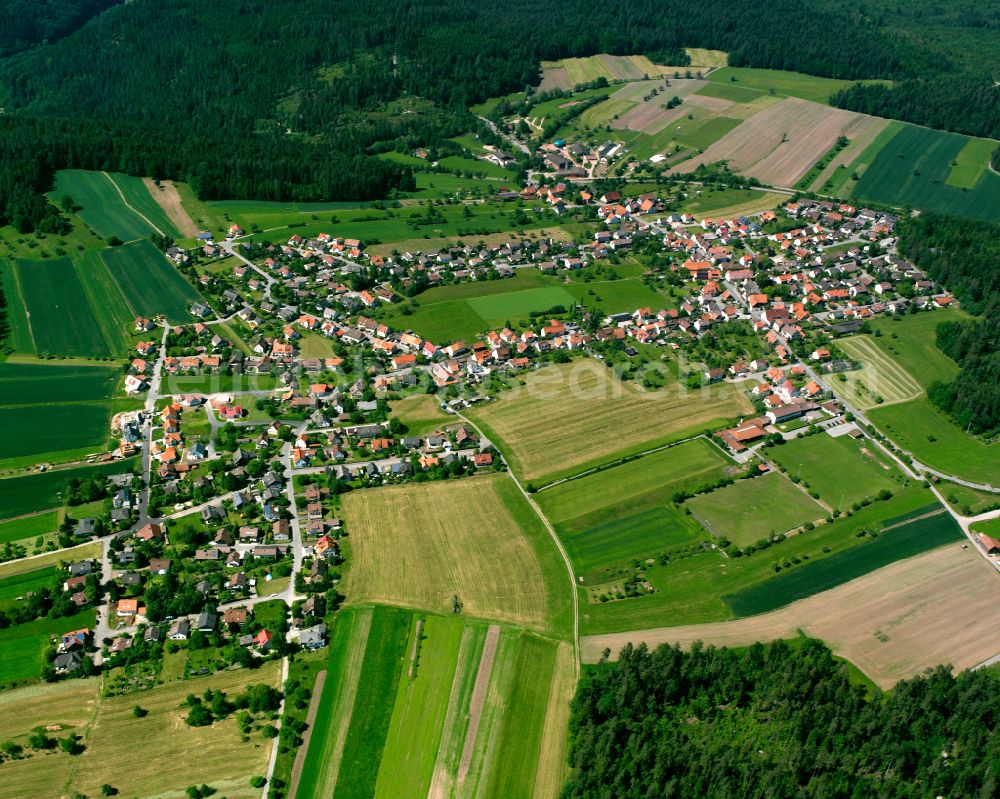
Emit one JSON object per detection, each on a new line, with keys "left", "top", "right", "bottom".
{"left": 705, "top": 67, "right": 889, "bottom": 105}
{"left": 466, "top": 286, "right": 574, "bottom": 322}
{"left": 0, "top": 608, "right": 96, "bottom": 686}
{"left": 695, "top": 82, "right": 763, "bottom": 104}
{"left": 723, "top": 508, "right": 962, "bottom": 616}
{"left": 972, "top": 517, "right": 1000, "bottom": 538}
{"left": 688, "top": 472, "right": 826, "bottom": 546}
{"left": 939, "top": 482, "right": 1000, "bottom": 516}
{"left": 377, "top": 270, "right": 569, "bottom": 342}
{"left": 0, "top": 566, "right": 56, "bottom": 609}
{"left": 161, "top": 371, "right": 277, "bottom": 395}
{"left": 767, "top": 433, "right": 901, "bottom": 508}
{"left": 0, "top": 457, "right": 139, "bottom": 520}
{"left": 579, "top": 485, "right": 936, "bottom": 634}
{"left": 100, "top": 239, "right": 207, "bottom": 322}
{"left": 563, "top": 278, "right": 668, "bottom": 316}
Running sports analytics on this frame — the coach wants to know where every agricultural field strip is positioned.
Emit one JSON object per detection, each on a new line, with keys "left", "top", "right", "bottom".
{"left": 295, "top": 608, "right": 373, "bottom": 799}
{"left": 457, "top": 624, "right": 500, "bottom": 783}
{"left": 579, "top": 544, "right": 997, "bottom": 690}
{"left": 837, "top": 335, "right": 924, "bottom": 408}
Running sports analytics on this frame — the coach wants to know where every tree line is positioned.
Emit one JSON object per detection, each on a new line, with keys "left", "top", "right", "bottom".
{"left": 0, "top": 0, "right": 995, "bottom": 226}
{"left": 562, "top": 639, "right": 1000, "bottom": 798}
{"left": 897, "top": 213, "right": 1000, "bottom": 437}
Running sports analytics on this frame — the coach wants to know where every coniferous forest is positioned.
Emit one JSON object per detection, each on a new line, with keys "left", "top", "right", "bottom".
{"left": 897, "top": 214, "right": 1000, "bottom": 438}
{"left": 563, "top": 640, "right": 1000, "bottom": 799}
{"left": 0, "top": 0, "right": 999, "bottom": 231}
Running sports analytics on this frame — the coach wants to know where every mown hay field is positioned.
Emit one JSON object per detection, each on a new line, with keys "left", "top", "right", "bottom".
{"left": 675, "top": 98, "right": 871, "bottom": 187}
{"left": 688, "top": 472, "right": 826, "bottom": 546}
{"left": 100, "top": 238, "right": 206, "bottom": 322}
{"left": 705, "top": 67, "right": 887, "bottom": 105}
{"left": 297, "top": 607, "right": 573, "bottom": 799}
{"left": 469, "top": 361, "right": 752, "bottom": 485}
{"left": 340, "top": 475, "right": 572, "bottom": 634}
{"left": 869, "top": 399, "right": 1000, "bottom": 486}
{"left": 766, "top": 432, "right": 900, "bottom": 507}
{"left": 0, "top": 660, "right": 281, "bottom": 799}
{"left": 581, "top": 542, "right": 993, "bottom": 689}
{"left": 833, "top": 336, "right": 924, "bottom": 409}
{"left": 537, "top": 439, "right": 732, "bottom": 577}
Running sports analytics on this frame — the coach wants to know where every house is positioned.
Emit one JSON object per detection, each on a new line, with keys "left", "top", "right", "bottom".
{"left": 75, "top": 518, "right": 97, "bottom": 538}
{"left": 116, "top": 598, "right": 139, "bottom": 617}
{"left": 224, "top": 607, "right": 248, "bottom": 627}
{"left": 298, "top": 623, "right": 327, "bottom": 650}
{"left": 54, "top": 651, "right": 84, "bottom": 674}
{"left": 196, "top": 611, "right": 217, "bottom": 632}
{"left": 253, "top": 629, "right": 273, "bottom": 651}
{"left": 982, "top": 535, "right": 1000, "bottom": 555}
{"left": 169, "top": 619, "right": 191, "bottom": 640}
{"left": 148, "top": 557, "right": 172, "bottom": 575}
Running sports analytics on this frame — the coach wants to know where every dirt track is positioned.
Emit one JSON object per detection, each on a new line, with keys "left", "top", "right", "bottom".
{"left": 581, "top": 544, "right": 1000, "bottom": 688}
{"left": 288, "top": 670, "right": 327, "bottom": 798}
{"left": 143, "top": 178, "right": 200, "bottom": 237}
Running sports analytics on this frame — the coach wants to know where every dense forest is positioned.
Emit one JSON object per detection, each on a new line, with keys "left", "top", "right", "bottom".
{"left": 0, "top": 0, "right": 118, "bottom": 57}
{"left": 563, "top": 640, "right": 1000, "bottom": 799}
{"left": 0, "top": 0, "right": 998, "bottom": 226}
{"left": 897, "top": 214, "right": 1000, "bottom": 437}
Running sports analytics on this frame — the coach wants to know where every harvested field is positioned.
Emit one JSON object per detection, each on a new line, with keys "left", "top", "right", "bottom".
{"left": 340, "top": 475, "right": 570, "bottom": 633}
{"left": 0, "top": 663, "right": 281, "bottom": 799}
{"left": 611, "top": 79, "right": 704, "bottom": 133}
{"left": 143, "top": 178, "right": 200, "bottom": 237}
{"left": 598, "top": 54, "right": 644, "bottom": 81}
{"left": 837, "top": 336, "right": 923, "bottom": 409}
{"left": 809, "top": 116, "right": 890, "bottom": 193}
{"left": 538, "top": 64, "right": 572, "bottom": 92}
{"left": 469, "top": 361, "right": 751, "bottom": 484}
{"left": 673, "top": 98, "right": 869, "bottom": 186}
{"left": 581, "top": 543, "right": 999, "bottom": 689}
{"left": 685, "top": 93, "right": 736, "bottom": 113}
{"left": 681, "top": 191, "right": 786, "bottom": 220}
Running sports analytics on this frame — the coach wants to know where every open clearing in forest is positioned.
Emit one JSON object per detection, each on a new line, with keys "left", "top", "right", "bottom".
{"left": 340, "top": 475, "right": 571, "bottom": 634}
{"left": 581, "top": 543, "right": 996, "bottom": 690}
{"left": 540, "top": 54, "right": 677, "bottom": 88}
{"left": 705, "top": 67, "right": 888, "bottom": 105}
{"left": 0, "top": 661, "right": 280, "bottom": 799}
{"left": 299, "top": 607, "right": 572, "bottom": 799}
{"left": 837, "top": 336, "right": 925, "bottom": 409}
{"left": 469, "top": 361, "right": 751, "bottom": 485}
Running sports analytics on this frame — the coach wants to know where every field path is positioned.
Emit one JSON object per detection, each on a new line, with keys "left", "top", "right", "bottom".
{"left": 457, "top": 624, "right": 500, "bottom": 784}
{"left": 143, "top": 178, "right": 200, "bottom": 238}
{"left": 7, "top": 263, "right": 38, "bottom": 352}
{"left": 287, "top": 669, "right": 326, "bottom": 799}
{"left": 101, "top": 172, "right": 165, "bottom": 237}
